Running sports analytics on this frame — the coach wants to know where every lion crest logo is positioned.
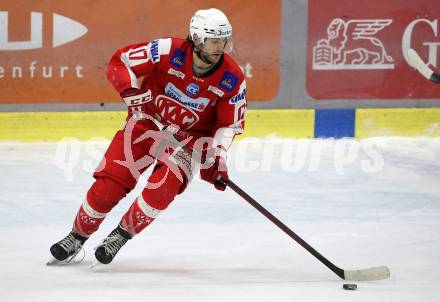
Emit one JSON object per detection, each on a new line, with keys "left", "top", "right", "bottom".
{"left": 313, "top": 19, "right": 394, "bottom": 70}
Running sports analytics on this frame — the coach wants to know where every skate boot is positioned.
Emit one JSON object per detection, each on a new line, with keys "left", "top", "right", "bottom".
{"left": 49, "top": 231, "right": 88, "bottom": 263}
{"left": 95, "top": 225, "right": 132, "bottom": 264}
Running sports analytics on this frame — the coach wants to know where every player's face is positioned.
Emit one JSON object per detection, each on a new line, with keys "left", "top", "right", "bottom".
{"left": 200, "top": 38, "right": 228, "bottom": 63}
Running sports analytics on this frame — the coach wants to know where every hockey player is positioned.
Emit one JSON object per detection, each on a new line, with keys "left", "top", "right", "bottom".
{"left": 49, "top": 8, "right": 247, "bottom": 265}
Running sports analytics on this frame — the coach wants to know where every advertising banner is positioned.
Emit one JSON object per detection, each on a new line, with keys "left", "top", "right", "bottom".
{"left": 307, "top": 0, "right": 440, "bottom": 99}
{"left": 0, "top": 0, "right": 280, "bottom": 103}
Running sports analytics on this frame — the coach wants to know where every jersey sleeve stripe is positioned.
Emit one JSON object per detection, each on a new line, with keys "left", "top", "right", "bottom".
{"left": 158, "top": 38, "right": 172, "bottom": 55}
{"left": 120, "top": 52, "right": 139, "bottom": 89}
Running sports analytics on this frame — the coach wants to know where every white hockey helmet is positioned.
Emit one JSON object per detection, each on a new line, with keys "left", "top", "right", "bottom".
{"left": 189, "top": 8, "right": 232, "bottom": 44}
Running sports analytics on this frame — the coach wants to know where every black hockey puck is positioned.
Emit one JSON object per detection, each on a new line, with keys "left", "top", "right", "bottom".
{"left": 343, "top": 283, "right": 357, "bottom": 290}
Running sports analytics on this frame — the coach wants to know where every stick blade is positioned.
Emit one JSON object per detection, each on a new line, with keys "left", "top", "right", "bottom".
{"left": 344, "top": 266, "right": 390, "bottom": 281}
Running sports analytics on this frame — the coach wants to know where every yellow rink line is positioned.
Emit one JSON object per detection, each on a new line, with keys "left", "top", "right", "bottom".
{"left": 355, "top": 108, "right": 440, "bottom": 138}
{"left": 0, "top": 110, "right": 315, "bottom": 142}
{"left": 0, "top": 108, "right": 439, "bottom": 142}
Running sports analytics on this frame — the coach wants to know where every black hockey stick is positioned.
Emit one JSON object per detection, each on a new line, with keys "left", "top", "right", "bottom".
{"left": 408, "top": 48, "right": 440, "bottom": 84}
{"left": 221, "top": 178, "right": 390, "bottom": 281}
{"left": 152, "top": 115, "right": 389, "bottom": 280}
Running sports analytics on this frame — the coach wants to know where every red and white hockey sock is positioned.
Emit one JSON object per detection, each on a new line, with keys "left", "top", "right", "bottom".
{"left": 73, "top": 199, "right": 107, "bottom": 237}
{"left": 120, "top": 195, "right": 161, "bottom": 236}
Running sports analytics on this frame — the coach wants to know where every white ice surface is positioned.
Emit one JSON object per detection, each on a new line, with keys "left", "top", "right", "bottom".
{"left": 0, "top": 137, "right": 439, "bottom": 302}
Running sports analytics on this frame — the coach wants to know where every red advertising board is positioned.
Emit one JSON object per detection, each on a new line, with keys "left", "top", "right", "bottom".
{"left": 0, "top": 1, "right": 280, "bottom": 103}
{"left": 307, "top": 0, "right": 440, "bottom": 99}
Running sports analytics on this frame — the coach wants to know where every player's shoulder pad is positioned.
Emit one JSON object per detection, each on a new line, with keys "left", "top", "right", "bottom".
{"left": 218, "top": 54, "right": 245, "bottom": 93}
{"left": 217, "top": 54, "right": 246, "bottom": 103}
{"left": 166, "top": 38, "right": 192, "bottom": 69}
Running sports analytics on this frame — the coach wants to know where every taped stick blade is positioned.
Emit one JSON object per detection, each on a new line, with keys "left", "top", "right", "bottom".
{"left": 344, "top": 266, "right": 390, "bottom": 281}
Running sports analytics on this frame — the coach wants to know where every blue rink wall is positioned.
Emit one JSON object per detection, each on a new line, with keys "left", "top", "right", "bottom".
{"left": 1, "top": 108, "right": 439, "bottom": 142}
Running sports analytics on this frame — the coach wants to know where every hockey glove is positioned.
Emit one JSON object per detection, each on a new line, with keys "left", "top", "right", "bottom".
{"left": 120, "top": 88, "right": 152, "bottom": 108}
{"left": 200, "top": 146, "right": 228, "bottom": 191}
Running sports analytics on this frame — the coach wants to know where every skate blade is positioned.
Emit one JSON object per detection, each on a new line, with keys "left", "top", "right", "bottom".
{"left": 46, "top": 257, "right": 62, "bottom": 266}
{"left": 90, "top": 261, "right": 102, "bottom": 269}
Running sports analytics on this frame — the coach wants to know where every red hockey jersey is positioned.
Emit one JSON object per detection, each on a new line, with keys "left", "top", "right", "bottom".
{"left": 107, "top": 37, "right": 247, "bottom": 149}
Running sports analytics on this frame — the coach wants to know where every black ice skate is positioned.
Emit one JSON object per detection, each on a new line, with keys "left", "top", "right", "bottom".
{"left": 48, "top": 231, "right": 88, "bottom": 264}
{"left": 94, "top": 226, "right": 132, "bottom": 264}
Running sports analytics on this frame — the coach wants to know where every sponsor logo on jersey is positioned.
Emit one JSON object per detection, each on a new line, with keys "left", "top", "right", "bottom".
{"left": 230, "top": 88, "right": 246, "bottom": 104}
{"left": 155, "top": 94, "right": 199, "bottom": 129}
{"left": 165, "top": 83, "right": 209, "bottom": 112}
{"left": 168, "top": 68, "right": 185, "bottom": 79}
{"left": 149, "top": 40, "right": 160, "bottom": 63}
{"left": 208, "top": 85, "right": 224, "bottom": 97}
{"left": 219, "top": 71, "right": 238, "bottom": 93}
{"left": 170, "top": 48, "right": 186, "bottom": 68}
{"left": 186, "top": 83, "right": 200, "bottom": 97}
{"left": 192, "top": 75, "right": 204, "bottom": 82}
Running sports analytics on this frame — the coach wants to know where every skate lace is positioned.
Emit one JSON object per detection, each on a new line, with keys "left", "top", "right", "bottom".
{"left": 102, "top": 233, "right": 127, "bottom": 257}
{"left": 59, "top": 234, "right": 85, "bottom": 263}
